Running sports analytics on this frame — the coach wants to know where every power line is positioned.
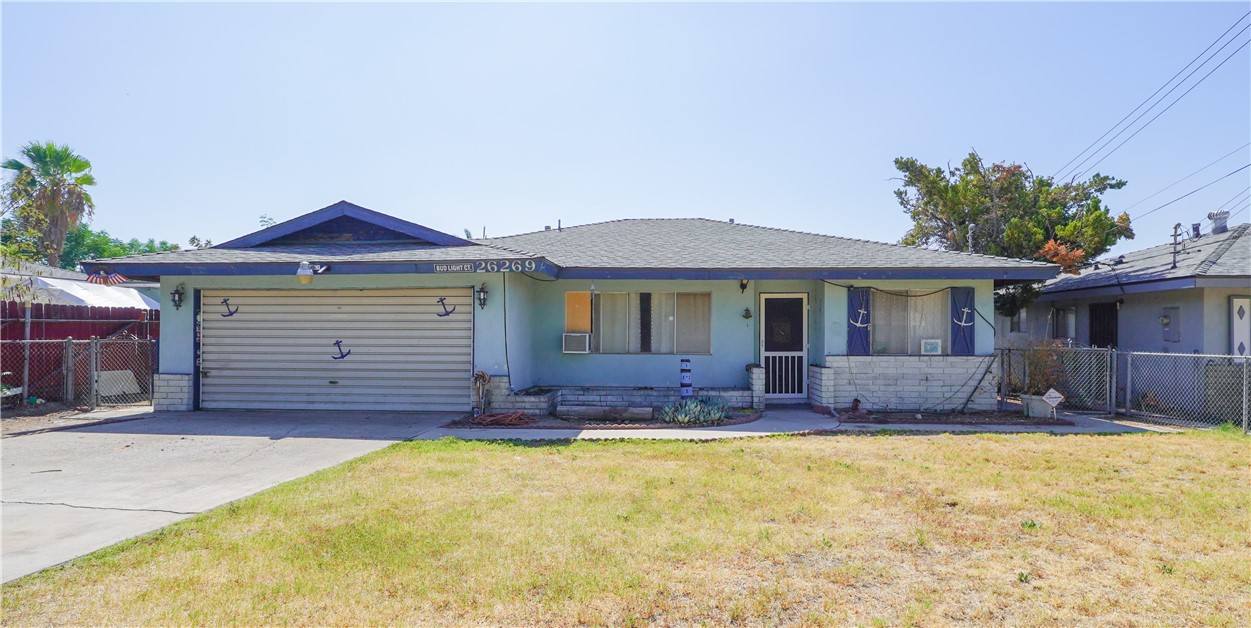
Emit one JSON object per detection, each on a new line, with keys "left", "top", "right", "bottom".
{"left": 1213, "top": 186, "right": 1251, "bottom": 212}
{"left": 1051, "top": 11, "right": 1250, "bottom": 180}
{"left": 1072, "top": 37, "right": 1251, "bottom": 180}
{"left": 1118, "top": 164, "right": 1251, "bottom": 231}
{"left": 1121, "top": 143, "right": 1250, "bottom": 211}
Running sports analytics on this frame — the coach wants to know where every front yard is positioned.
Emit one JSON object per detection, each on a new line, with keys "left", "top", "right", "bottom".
{"left": 3, "top": 429, "right": 1248, "bottom": 625}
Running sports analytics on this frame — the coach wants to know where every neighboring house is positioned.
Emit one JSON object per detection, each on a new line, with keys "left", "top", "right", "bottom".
{"left": 83, "top": 201, "right": 1056, "bottom": 414}
{"left": 998, "top": 213, "right": 1250, "bottom": 357}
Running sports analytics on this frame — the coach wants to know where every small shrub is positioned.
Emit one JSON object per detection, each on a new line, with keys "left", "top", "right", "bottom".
{"left": 1021, "top": 519, "right": 1040, "bottom": 530}
{"left": 1159, "top": 564, "right": 1174, "bottom": 575}
{"left": 657, "top": 397, "right": 730, "bottom": 426}
{"left": 1017, "top": 571, "right": 1032, "bottom": 583}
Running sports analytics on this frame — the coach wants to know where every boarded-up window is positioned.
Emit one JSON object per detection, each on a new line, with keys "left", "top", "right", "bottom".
{"left": 565, "top": 292, "right": 591, "bottom": 333}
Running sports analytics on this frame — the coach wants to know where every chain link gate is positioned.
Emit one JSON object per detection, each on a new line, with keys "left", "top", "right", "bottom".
{"left": 1, "top": 337, "right": 156, "bottom": 411}
{"left": 998, "top": 347, "right": 1113, "bottom": 414}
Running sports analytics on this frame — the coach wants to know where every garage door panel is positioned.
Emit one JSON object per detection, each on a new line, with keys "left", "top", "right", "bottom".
{"left": 199, "top": 289, "right": 472, "bottom": 411}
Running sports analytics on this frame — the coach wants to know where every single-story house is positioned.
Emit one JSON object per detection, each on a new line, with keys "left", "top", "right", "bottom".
{"left": 83, "top": 201, "right": 1057, "bottom": 414}
{"left": 998, "top": 212, "right": 1249, "bottom": 356}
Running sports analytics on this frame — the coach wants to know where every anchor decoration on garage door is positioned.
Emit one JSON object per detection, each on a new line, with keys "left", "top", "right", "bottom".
{"left": 220, "top": 298, "right": 239, "bottom": 317}
{"left": 331, "top": 340, "right": 352, "bottom": 360}
{"left": 436, "top": 296, "right": 456, "bottom": 317}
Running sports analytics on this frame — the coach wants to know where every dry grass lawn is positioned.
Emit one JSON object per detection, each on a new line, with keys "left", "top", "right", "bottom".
{"left": 3, "top": 429, "right": 1249, "bottom": 625}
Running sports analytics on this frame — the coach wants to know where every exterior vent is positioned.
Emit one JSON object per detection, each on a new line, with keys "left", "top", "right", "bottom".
{"left": 562, "top": 333, "right": 590, "bottom": 354}
{"left": 1209, "top": 210, "right": 1230, "bottom": 234}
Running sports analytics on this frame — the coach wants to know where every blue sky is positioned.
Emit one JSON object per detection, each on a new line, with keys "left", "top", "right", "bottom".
{"left": 4, "top": 2, "right": 1248, "bottom": 258}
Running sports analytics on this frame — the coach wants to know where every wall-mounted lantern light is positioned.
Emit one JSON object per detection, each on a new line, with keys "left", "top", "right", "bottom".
{"left": 296, "top": 262, "right": 330, "bottom": 284}
{"left": 170, "top": 283, "right": 186, "bottom": 310}
{"left": 476, "top": 283, "right": 489, "bottom": 309}
{"left": 742, "top": 307, "right": 753, "bottom": 320}
{"left": 739, "top": 279, "right": 749, "bottom": 294}
{"left": 1158, "top": 315, "right": 1171, "bottom": 326}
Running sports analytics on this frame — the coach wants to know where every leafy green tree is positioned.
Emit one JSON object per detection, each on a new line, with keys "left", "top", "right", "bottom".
{"left": 1, "top": 142, "right": 97, "bottom": 268}
{"left": 894, "top": 151, "right": 1134, "bottom": 315}
{"left": 59, "top": 224, "right": 179, "bottom": 270}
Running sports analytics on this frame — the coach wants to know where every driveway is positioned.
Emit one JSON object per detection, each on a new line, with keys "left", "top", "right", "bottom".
{"left": 1, "top": 410, "right": 453, "bottom": 583}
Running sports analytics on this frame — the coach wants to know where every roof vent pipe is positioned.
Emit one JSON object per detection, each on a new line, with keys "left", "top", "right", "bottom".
{"left": 545, "top": 225, "right": 551, "bottom": 231}
{"left": 1209, "top": 210, "right": 1230, "bottom": 234}
{"left": 558, "top": 220, "right": 562, "bottom": 232}
{"left": 1192, "top": 223, "right": 1201, "bottom": 239}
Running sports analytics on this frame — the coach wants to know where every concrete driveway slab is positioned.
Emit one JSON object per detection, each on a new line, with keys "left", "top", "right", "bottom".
{"left": 2, "top": 410, "right": 452, "bottom": 583}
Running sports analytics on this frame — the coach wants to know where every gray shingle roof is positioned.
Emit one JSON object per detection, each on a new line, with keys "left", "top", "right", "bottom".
{"left": 483, "top": 218, "right": 1055, "bottom": 271}
{"left": 94, "top": 243, "right": 538, "bottom": 265}
{"left": 1042, "top": 223, "right": 1250, "bottom": 294}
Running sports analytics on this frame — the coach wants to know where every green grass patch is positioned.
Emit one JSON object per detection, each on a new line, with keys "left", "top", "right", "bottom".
{"left": 3, "top": 431, "right": 1249, "bottom": 625}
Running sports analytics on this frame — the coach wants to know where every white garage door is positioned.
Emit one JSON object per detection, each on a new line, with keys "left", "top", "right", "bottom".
{"left": 199, "top": 289, "right": 472, "bottom": 411}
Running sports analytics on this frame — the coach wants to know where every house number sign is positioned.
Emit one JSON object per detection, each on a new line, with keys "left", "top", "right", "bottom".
{"left": 433, "top": 260, "right": 538, "bottom": 273}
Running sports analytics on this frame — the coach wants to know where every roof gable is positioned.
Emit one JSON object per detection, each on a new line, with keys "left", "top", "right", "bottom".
{"left": 216, "top": 201, "right": 473, "bottom": 249}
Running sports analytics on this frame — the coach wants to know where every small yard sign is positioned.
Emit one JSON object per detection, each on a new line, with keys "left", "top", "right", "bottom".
{"left": 1042, "top": 388, "right": 1065, "bottom": 408}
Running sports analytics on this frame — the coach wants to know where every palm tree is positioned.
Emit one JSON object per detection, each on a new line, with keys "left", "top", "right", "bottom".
{"left": 2, "top": 141, "right": 97, "bottom": 268}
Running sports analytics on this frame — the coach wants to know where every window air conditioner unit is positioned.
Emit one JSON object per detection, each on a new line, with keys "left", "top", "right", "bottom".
{"left": 562, "top": 333, "right": 590, "bottom": 354}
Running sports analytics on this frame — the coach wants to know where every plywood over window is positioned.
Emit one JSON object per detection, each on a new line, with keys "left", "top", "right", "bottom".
{"left": 565, "top": 291, "right": 592, "bottom": 333}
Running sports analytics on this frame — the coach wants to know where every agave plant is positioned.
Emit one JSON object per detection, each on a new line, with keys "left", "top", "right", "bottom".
{"left": 657, "top": 398, "right": 730, "bottom": 426}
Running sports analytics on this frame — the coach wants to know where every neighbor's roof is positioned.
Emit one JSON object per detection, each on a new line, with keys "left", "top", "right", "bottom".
{"left": 1042, "top": 222, "right": 1250, "bottom": 295}
{"left": 483, "top": 218, "right": 1057, "bottom": 276}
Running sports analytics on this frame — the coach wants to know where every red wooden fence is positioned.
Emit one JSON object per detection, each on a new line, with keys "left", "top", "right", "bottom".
{"left": 1, "top": 301, "right": 160, "bottom": 342}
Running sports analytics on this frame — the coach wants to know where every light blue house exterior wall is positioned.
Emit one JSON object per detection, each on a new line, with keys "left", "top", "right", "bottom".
{"left": 156, "top": 273, "right": 997, "bottom": 404}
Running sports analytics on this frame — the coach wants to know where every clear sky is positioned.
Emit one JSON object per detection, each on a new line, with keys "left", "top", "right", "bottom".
{"left": 3, "top": 2, "right": 1248, "bottom": 258}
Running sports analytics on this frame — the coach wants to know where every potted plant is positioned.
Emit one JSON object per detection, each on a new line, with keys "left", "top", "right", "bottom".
{"left": 1019, "top": 341, "right": 1065, "bottom": 417}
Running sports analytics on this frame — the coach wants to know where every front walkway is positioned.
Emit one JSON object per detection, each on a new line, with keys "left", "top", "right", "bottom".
{"left": 417, "top": 406, "right": 1151, "bottom": 441}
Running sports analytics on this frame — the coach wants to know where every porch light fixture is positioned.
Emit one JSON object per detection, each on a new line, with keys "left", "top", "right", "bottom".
{"left": 296, "top": 262, "right": 330, "bottom": 284}
{"left": 170, "top": 283, "right": 185, "bottom": 310}
{"left": 1159, "top": 315, "right": 1171, "bottom": 326}
{"left": 476, "top": 283, "right": 489, "bottom": 309}
{"left": 739, "top": 279, "right": 749, "bottom": 294}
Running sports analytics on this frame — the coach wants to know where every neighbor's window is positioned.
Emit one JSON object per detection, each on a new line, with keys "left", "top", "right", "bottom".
{"left": 870, "top": 290, "right": 949, "bottom": 355}
{"left": 1009, "top": 308, "right": 1027, "bottom": 333}
{"left": 1052, "top": 307, "right": 1076, "bottom": 339}
{"left": 570, "top": 291, "right": 711, "bottom": 354}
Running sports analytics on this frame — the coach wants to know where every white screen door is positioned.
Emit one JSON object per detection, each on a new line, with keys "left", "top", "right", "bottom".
{"left": 760, "top": 293, "right": 807, "bottom": 399}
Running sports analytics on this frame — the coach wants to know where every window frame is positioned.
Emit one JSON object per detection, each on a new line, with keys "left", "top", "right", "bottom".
{"left": 565, "top": 290, "right": 713, "bottom": 355}
{"left": 868, "top": 289, "right": 952, "bottom": 356}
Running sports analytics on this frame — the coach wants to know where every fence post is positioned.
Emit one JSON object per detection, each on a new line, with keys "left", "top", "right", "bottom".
{"left": 22, "top": 303, "right": 31, "bottom": 405}
{"left": 64, "top": 337, "right": 75, "bottom": 404}
{"left": 1125, "top": 352, "right": 1134, "bottom": 416}
{"left": 89, "top": 336, "right": 99, "bottom": 411}
{"left": 998, "top": 349, "right": 1006, "bottom": 411}
{"left": 1242, "top": 358, "right": 1248, "bottom": 434}
{"left": 1107, "top": 349, "right": 1116, "bottom": 416}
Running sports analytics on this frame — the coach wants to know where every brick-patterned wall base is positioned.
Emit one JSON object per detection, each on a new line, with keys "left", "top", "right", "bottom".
{"left": 154, "top": 373, "right": 194, "bottom": 412}
{"left": 814, "top": 355, "right": 998, "bottom": 412}
{"left": 748, "top": 365, "right": 766, "bottom": 410}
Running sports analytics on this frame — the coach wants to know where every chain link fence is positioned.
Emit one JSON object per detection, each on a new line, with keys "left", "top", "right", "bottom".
{"left": 998, "top": 346, "right": 1114, "bottom": 414}
{"left": 1122, "top": 352, "right": 1248, "bottom": 429}
{"left": 1, "top": 337, "right": 156, "bottom": 412}
{"left": 1000, "top": 346, "right": 1249, "bottom": 431}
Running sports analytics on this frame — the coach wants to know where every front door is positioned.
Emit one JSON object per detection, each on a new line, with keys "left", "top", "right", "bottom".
{"left": 761, "top": 294, "right": 807, "bottom": 399}
{"left": 1089, "top": 302, "right": 1119, "bottom": 348}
